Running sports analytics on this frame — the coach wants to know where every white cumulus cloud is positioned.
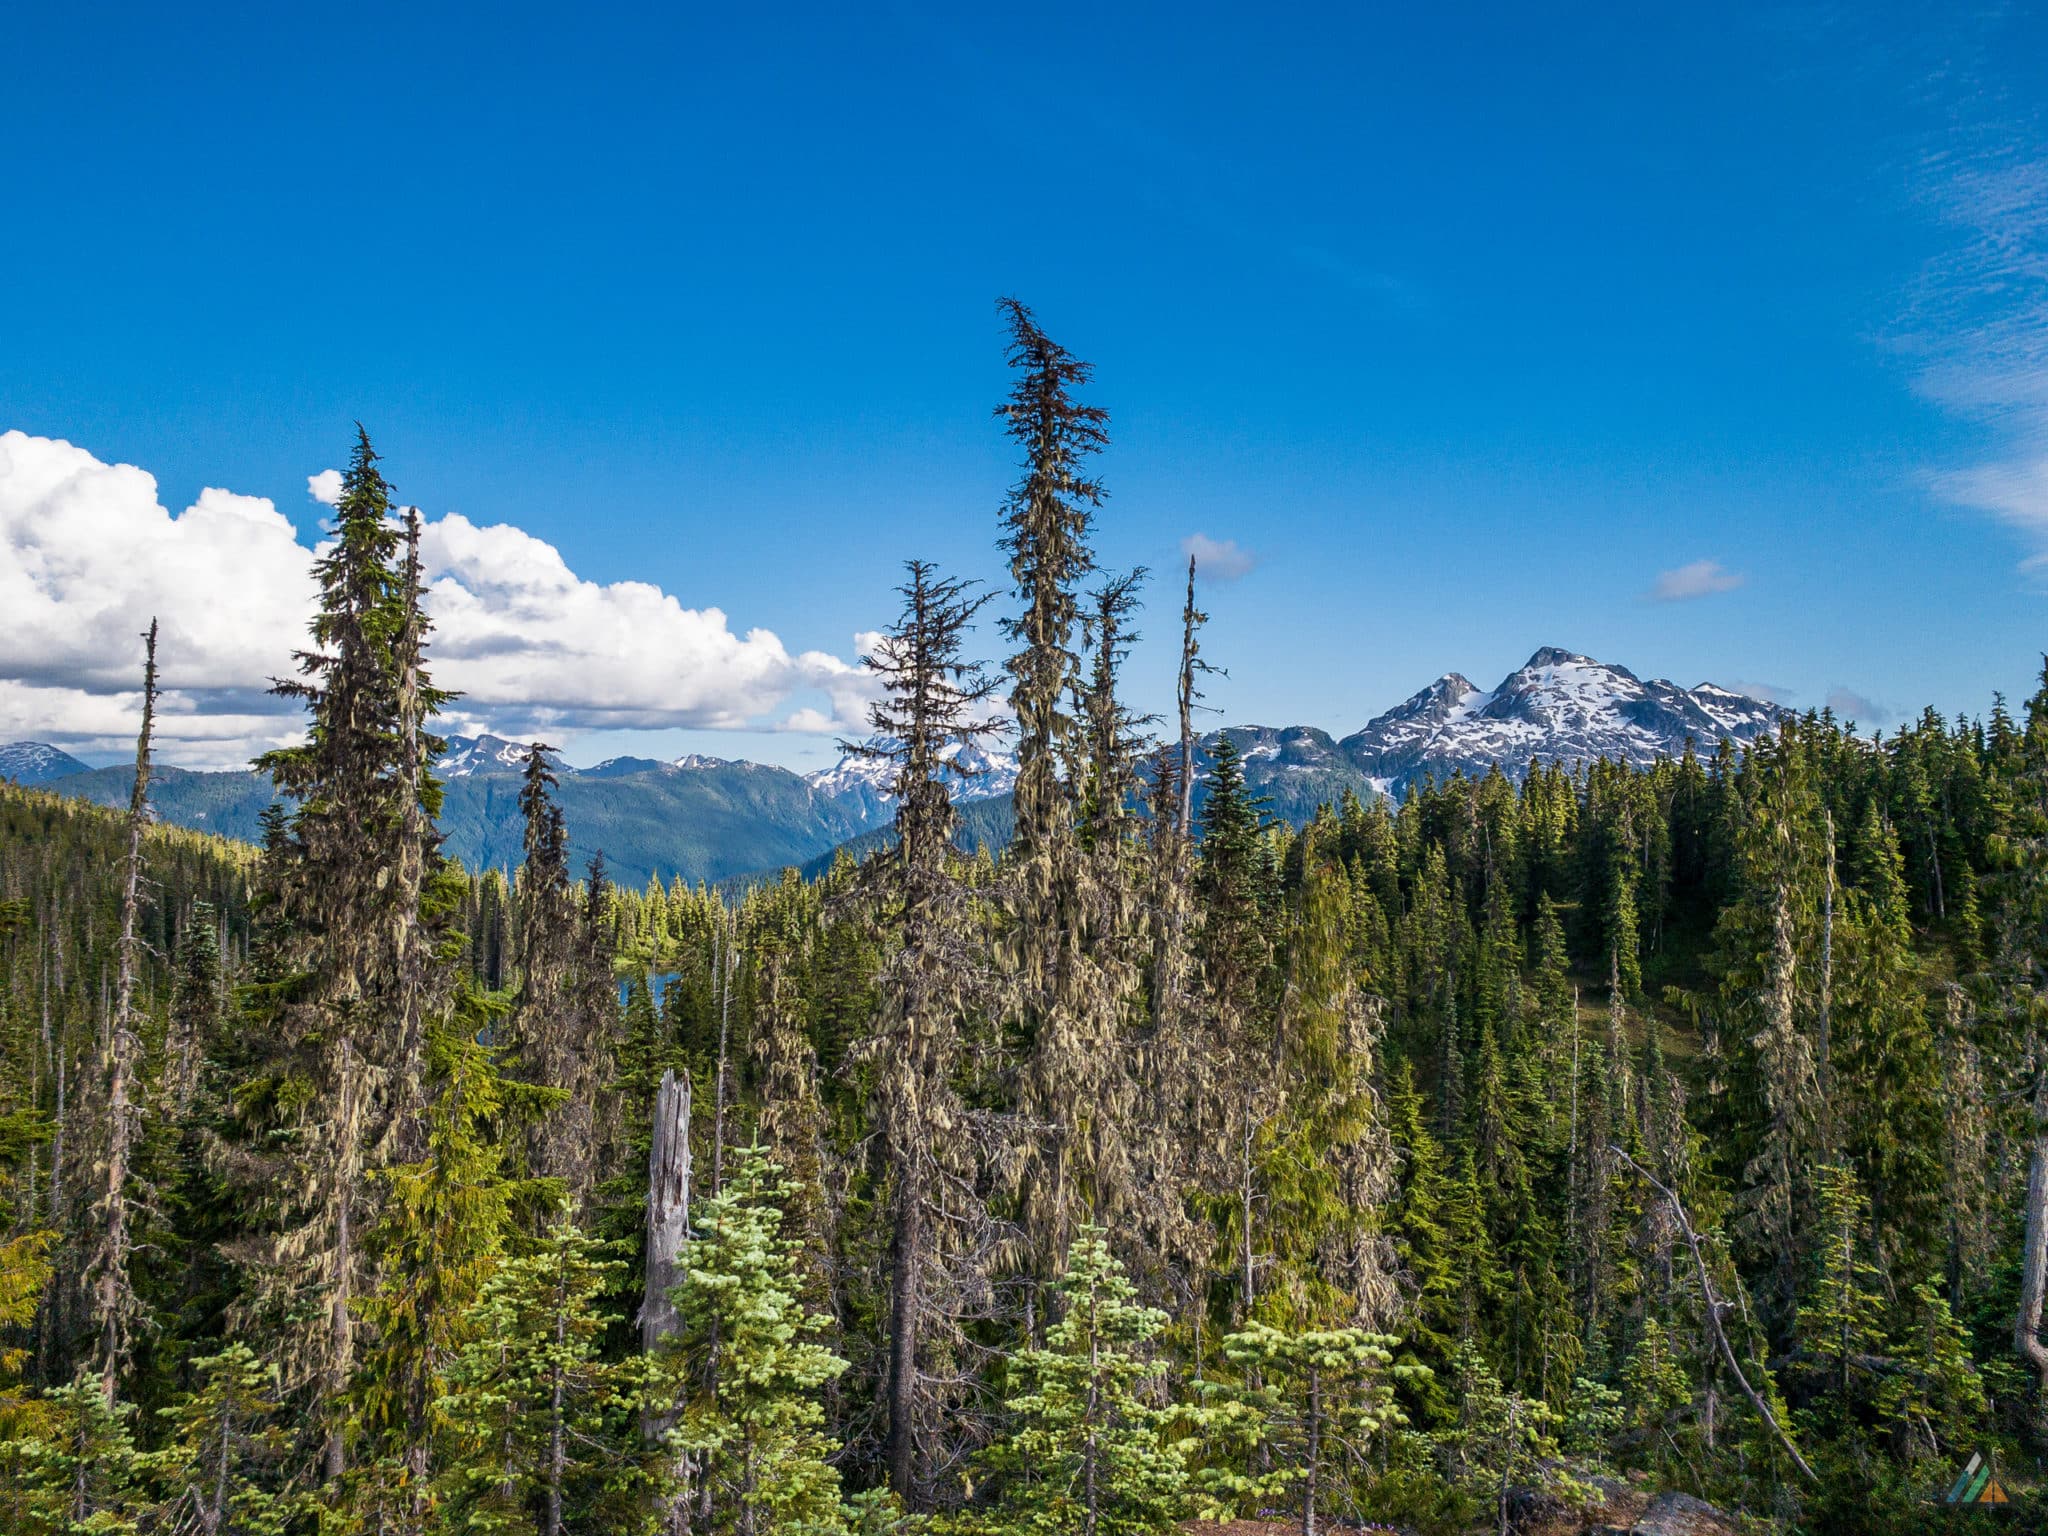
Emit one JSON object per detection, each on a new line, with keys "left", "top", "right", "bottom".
{"left": 0, "top": 430, "right": 876, "bottom": 767}
{"left": 1647, "top": 559, "right": 1745, "bottom": 603}
{"left": 307, "top": 468, "right": 344, "bottom": 506}
{"left": 1180, "top": 532, "right": 1257, "bottom": 581}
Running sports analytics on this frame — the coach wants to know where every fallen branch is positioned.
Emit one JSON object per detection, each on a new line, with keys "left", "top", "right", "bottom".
{"left": 1610, "top": 1144, "right": 1817, "bottom": 1484}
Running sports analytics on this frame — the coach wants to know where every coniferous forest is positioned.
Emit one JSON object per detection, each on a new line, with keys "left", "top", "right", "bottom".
{"left": 5, "top": 302, "right": 2048, "bottom": 1534}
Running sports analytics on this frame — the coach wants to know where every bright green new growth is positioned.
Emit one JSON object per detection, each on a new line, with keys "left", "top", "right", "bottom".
{"left": 146, "top": 1343, "right": 309, "bottom": 1536}
{"left": 439, "top": 1215, "right": 629, "bottom": 1534}
{"left": 1210, "top": 1321, "right": 1415, "bottom": 1536}
{"left": 656, "top": 1143, "right": 851, "bottom": 1536}
{"left": 967, "top": 1226, "right": 1191, "bottom": 1536}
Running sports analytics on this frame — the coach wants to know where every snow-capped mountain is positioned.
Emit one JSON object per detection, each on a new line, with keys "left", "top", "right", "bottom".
{"left": 0, "top": 741, "right": 91, "bottom": 785}
{"left": 349, "top": 654, "right": 1776, "bottom": 815}
{"left": 1335, "top": 646, "right": 1778, "bottom": 795}
{"left": 9, "top": 646, "right": 1787, "bottom": 889}
{"left": 444, "top": 735, "right": 782, "bottom": 781}
{"left": 805, "top": 738, "right": 1021, "bottom": 823}
{"left": 440, "top": 734, "right": 565, "bottom": 778}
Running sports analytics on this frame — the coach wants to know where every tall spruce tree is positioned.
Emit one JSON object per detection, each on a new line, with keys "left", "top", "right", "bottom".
{"left": 248, "top": 428, "right": 454, "bottom": 1482}
{"left": 848, "top": 560, "right": 1001, "bottom": 1506}
{"left": 511, "top": 743, "right": 603, "bottom": 1209}
{"left": 992, "top": 298, "right": 1128, "bottom": 1287}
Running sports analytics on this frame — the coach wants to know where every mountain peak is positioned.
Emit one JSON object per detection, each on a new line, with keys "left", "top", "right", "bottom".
{"left": 1338, "top": 648, "right": 1779, "bottom": 791}
{"left": 441, "top": 734, "right": 568, "bottom": 778}
{"left": 0, "top": 741, "right": 92, "bottom": 786}
{"left": 805, "top": 736, "right": 1019, "bottom": 821}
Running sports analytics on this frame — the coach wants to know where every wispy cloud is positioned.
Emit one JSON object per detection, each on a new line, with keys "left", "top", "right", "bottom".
{"left": 1825, "top": 686, "right": 1890, "bottom": 724}
{"left": 1647, "top": 558, "right": 1745, "bottom": 603}
{"left": 1727, "top": 678, "right": 1795, "bottom": 706}
{"left": 1181, "top": 533, "right": 1258, "bottom": 581}
{"left": 1892, "top": 25, "right": 2048, "bottom": 575}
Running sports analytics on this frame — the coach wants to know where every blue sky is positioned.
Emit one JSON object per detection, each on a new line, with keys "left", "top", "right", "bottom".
{"left": 4, "top": 3, "right": 2047, "bottom": 769}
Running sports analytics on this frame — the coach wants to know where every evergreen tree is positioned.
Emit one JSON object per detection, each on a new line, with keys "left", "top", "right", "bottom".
{"left": 1792, "top": 1163, "right": 1888, "bottom": 1434}
{"left": 1258, "top": 839, "right": 1397, "bottom": 1329}
{"left": 247, "top": 429, "right": 455, "bottom": 1481}
{"left": 970, "top": 1228, "right": 1191, "bottom": 1536}
{"left": 1214, "top": 1322, "right": 1411, "bottom": 1536}
{"left": 991, "top": 300, "right": 1135, "bottom": 1287}
{"left": 511, "top": 744, "right": 602, "bottom": 1209}
{"left": 1617, "top": 1316, "right": 1691, "bottom": 1474}
{"left": 1874, "top": 1282, "right": 1984, "bottom": 1464}
{"left": 440, "top": 1213, "right": 628, "bottom": 1536}
{"left": 1385, "top": 1063, "right": 1454, "bottom": 1388}
{"left": 145, "top": 1342, "right": 307, "bottom": 1536}
{"left": 848, "top": 559, "right": 1002, "bottom": 1505}
{"left": 1195, "top": 735, "right": 1271, "bottom": 1020}
{"left": 350, "top": 1000, "right": 524, "bottom": 1534}
{"left": 3, "top": 1373, "right": 144, "bottom": 1536}
{"left": 655, "top": 1145, "right": 850, "bottom": 1536}
{"left": 164, "top": 901, "right": 223, "bottom": 1115}
{"left": 1430, "top": 1343, "right": 1563, "bottom": 1533}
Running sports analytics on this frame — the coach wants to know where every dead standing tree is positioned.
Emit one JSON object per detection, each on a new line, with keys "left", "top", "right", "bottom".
{"left": 641, "top": 1068, "right": 694, "bottom": 1529}
{"left": 84, "top": 618, "right": 158, "bottom": 1403}
{"left": 1611, "top": 1143, "right": 1817, "bottom": 1483}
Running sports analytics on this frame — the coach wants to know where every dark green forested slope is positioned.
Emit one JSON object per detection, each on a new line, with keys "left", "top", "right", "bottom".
{"left": 3, "top": 312, "right": 2046, "bottom": 1536}
{"left": 49, "top": 757, "right": 889, "bottom": 891}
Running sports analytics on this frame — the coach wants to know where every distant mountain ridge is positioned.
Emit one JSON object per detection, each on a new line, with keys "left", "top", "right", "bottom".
{"left": 1334, "top": 646, "right": 1779, "bottom": 795}
{"left": 9, "top": 648, "right": 1780, "bottom": 886}
{"left": 0, "top": 741, "right": 92, "bottom": 785}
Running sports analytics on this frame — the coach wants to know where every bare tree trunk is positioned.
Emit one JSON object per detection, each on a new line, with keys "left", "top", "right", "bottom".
{"left": 92, "top": 618, "right": 157, "bottom": 1402}
{"left": 884, "top": 1153, "right": 925, "bottom": 1502}
{"left": 210, "top": 1403, "right": 233, "bottom": 1534}
{"left": 2014, "top": 1079, "right": 2048, "bottom": 1426}
{"left": 1611, "top": 1145, "right": 1816, "bottom": 1482}
{"left": 641, "top": 1068, "right": 694, "bottom": 1532}
{"left": 1303, "top": 1366, "right": 1321, "bottom": 1536}
{"left": 641, "top": 1070, "right": 693, "bottom": 1357}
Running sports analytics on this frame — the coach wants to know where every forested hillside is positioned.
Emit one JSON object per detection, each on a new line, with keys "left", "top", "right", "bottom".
{"left": 37, "top": 754, "right": 892, "bottom": 891}
{"left": 2, "top": 303, "right": 2045, "bottom": 1535}
{"left": 20, "top": 641, "right": 1783, "bottom": 894}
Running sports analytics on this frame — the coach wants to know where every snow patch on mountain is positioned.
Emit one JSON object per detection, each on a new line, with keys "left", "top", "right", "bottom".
{"left": 805, "top": 738, "right": 1019, "bottom": 810}
{"left": 1336, "top": 646, "right": 1779, "bottom": 794}
{"left": 440, "top": 734, "right": 562, "bottom": 778}
{"left": 0, "top": 741, "right": 92, "bottom": 785}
